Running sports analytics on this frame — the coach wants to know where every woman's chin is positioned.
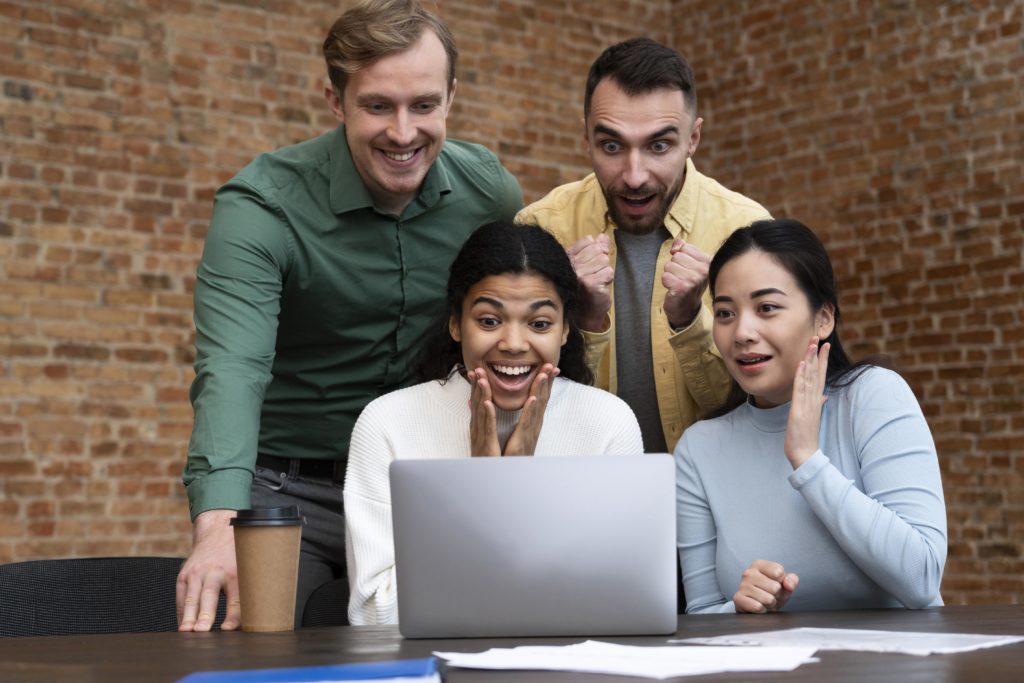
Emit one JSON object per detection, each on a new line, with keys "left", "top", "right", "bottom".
{"left": 492, "top": 394, "right": 528, "bottom": 411}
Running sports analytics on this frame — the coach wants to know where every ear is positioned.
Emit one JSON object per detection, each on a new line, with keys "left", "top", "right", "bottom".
{"left": 581, "top": 115, "right": 592, "bottom": 155}
{"left": 561, "top": 320, "right": 570, "bottom": 347}
{"left": 325, "top": 84, "right": 344, "bottom": 123}
{"left": 444, "top": 78, "right": 458, "bottom": 116}
{"left": 448, "top": 313, "right": 461, "bottom": 343}
{"left": 687, "top": 115, "right": 702, "bottom": 158}
{"left": 816, "top": 303, "right": 836, "bottom": 340}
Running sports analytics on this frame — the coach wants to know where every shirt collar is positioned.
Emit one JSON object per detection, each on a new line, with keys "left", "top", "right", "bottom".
{"left": 329, "top": 125, "right": 453, "bottom": 217}
{"left": 663, "top": 157, "right": 698, "bottom": 239}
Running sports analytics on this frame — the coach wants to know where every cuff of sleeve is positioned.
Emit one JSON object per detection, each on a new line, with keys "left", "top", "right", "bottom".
{"left": 186, "top": 469, "right": 255, "bottom": 521}
{"left": 582, "top": 325, "right": 611, "bottom": 360}
{"left": 689, "top": 599, "right": 738, "bottom": 614}
{"left": 787, "top": 450, "right": 828, "bottom": 489}
{"left": 581, "top": 313, "right": 612, "bottom": 337}
{"left": 669, "top": 304, "right": 712, "bottom": 345}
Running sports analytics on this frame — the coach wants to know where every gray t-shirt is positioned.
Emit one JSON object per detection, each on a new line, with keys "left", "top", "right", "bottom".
{"left": 614, "top": 228, "right": 670, "bottom": 453}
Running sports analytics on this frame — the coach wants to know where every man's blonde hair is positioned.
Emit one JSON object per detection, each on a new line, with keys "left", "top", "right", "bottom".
{"left": 323, "top": 0, "right": 457, "bottom": 97}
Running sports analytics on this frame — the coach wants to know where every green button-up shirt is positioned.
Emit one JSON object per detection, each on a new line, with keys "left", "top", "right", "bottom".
{"left": 184, "top": 126, "right": 522, "bottom": 518}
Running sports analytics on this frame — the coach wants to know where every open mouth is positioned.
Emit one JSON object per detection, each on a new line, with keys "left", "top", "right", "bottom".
{"left": 735, "top": 355, "right": 771, "bottom": 366}
{"left": 620, "top": 194, "right": 656, "bottom": 207}
{"left": 485, "top": 363, "right": 538, "bottom": 395}
{"left": 614, "top": 193, "right": 655, "bottom": 211}
{"left": 490, "top": 363, "right": 534, "bottom": 377}
{"left": 381, "top": 148, "right": 420, "bottom": 163}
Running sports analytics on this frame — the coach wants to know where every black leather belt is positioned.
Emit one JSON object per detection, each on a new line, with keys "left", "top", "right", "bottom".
{"left": 255, "top": 454, "right": 345, "bottom": 482}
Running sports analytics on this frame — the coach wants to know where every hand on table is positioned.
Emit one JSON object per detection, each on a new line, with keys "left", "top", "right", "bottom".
{"left": 734, "top": 559, "right": 799, "bottom": 613}
{"left": 176, "top": 509, "right": 241, "bottom": 631}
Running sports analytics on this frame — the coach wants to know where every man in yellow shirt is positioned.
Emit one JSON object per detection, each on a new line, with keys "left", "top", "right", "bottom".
{"left": 517, "top": 38, "right": 770, "bottom": 453}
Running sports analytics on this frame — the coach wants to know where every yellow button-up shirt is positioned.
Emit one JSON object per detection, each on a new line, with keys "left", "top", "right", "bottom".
{"left": 516, "top": 159, "right": 771, "bottom": 449}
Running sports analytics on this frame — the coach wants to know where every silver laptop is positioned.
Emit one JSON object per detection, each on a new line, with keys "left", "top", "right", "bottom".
{"left": 390, "top": 455, "right": 677, "bottom": 638}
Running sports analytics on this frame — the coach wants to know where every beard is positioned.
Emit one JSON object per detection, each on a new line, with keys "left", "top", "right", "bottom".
{"left": 601, "top": 174, "right": 685, "bottom": 235}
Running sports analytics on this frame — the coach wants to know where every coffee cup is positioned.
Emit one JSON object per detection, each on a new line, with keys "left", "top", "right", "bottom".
{"left": 230, "top": 506, "right": 304, "bottom": 632}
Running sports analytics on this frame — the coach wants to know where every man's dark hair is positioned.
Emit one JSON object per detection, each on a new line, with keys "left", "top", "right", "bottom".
{"left": 584, "top": 37, "right": 697, "bottom": 119}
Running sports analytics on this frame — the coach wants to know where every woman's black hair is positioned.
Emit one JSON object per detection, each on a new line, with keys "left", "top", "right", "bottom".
{"left": 415, "top": 221, "right": 593, "bottom": 386}
{"left": 707, "top": 218, "right": 883, "bottom": 416}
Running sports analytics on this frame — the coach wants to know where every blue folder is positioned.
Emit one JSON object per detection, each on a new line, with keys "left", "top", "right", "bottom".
{"left": 175, "top": 657, "right": 437, "bottom": 683}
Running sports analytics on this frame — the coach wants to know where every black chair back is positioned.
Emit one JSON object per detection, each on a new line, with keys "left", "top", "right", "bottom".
{"left": 0, "top": 556, "right": 225, "bottom": 637}
{"left": 301, "top": 576, "right": 349, "bottom": 628}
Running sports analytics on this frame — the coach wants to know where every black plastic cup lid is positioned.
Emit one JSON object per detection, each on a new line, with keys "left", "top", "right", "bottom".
{"left": 230, "top": 506, "right": 304, "bottom": 527}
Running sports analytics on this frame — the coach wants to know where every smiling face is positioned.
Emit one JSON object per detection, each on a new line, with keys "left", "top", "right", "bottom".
{"left": 712, "top": 250, "right": 835, "bottom": 408}
{"left": 584, "top": 79, "right": 701, "bottom": 235}
{"left": 449, "top": 273, "right": 569, "bottom": 411}
{"left": 326, "top": 30, "right": 455, "bottom": 216}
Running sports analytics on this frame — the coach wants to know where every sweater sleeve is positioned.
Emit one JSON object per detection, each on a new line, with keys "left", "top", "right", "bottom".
{"left": 344, "top": 401, "right": 400, "bottom": 625}
{"left": 675, "top": 430, "right": 735, "bottom": 613}
{"left": 787, "top": 370, "right": 947, "bottom": 608}
{"left": 604, "top": 395, "right": 644, "bottom": 455}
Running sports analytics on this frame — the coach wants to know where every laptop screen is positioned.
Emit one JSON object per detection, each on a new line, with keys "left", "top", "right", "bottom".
{"left": 391, "top": 454, "right": 677, "bottom": 638}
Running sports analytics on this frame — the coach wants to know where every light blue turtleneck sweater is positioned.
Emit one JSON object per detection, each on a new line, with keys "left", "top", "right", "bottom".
{"left": 675, "top": 366, "right": 947, "bottom": 613}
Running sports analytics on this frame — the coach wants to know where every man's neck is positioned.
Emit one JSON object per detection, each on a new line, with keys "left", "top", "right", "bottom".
{"left": 373, "top": 193, "right": 414, "bottom": 217}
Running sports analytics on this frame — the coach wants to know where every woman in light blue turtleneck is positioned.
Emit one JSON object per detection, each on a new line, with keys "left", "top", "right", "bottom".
{"left": 675, "top": 219, "right": 947, "bottom": 614}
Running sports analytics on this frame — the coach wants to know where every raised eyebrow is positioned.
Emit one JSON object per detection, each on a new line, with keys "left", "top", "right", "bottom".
{"left": 648, "top": 125, "right": 679, "bottom": 140}
{"left": 529, "top": 299, "right": 559, "bottom": 311}
{"left": 355, "top": 92, "right": 444, "bottom": 106}
{"left": 471, "top": 296, "right": 504, "bottom": 309}
{"left": 593, "top": 123, "right": 622, "bottom": 139}
{"left": 751, "top": 287, "right": 787, "bottom": 299}
{"left": 471, "top": 297, "right": 560, "bottom": 311}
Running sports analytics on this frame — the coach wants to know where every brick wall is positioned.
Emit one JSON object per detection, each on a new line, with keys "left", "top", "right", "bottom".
{"left": 0, "top": 1, "right": 666, "bottom": 559}
{"left": 444, "top": 0, "right": 672, "bottom": 199}
{"left": 0, "top": 0, "right": 345, "bottom": 558}
{"left": 1, "top": 0, "right": 1020, "bottom": 604}
{"left": 674, "top": 0, "right": 1024, "bottom": 604}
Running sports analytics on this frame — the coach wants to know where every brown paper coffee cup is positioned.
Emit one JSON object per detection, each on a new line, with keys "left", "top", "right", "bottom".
{"left": 231, "top": 506, "right": 304, "bottom": 632}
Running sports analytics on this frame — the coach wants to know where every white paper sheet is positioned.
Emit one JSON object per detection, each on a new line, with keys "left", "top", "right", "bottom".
{"left": 672, "top": 627, "right": 1024, "bottom": 656}
{"left": 434, "top": 640, "right": 819, "bottom": 679}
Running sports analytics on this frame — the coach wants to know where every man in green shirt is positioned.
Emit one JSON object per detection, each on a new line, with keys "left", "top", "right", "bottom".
{"left": 177, "top": 0, "right": 522, "bottom": 632}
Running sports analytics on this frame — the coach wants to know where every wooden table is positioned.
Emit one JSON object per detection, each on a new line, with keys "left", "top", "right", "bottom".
{"left": 1, "top": 606, "right": 1022, "bottom": 682}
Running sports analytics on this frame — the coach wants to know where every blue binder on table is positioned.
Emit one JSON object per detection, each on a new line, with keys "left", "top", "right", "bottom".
{"left": 175, "top": 657, "right": 438, "bottom": 683}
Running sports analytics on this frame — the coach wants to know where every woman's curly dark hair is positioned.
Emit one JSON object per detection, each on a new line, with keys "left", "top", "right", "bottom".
{"left": 416, "top": 221, "right": 593, "bottom": 386}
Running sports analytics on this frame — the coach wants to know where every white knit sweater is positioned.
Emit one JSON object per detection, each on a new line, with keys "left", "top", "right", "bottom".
{"left": 344, "top": 374, "right": 644, "bottom": 625}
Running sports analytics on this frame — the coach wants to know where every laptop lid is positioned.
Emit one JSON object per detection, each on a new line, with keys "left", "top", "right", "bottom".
{"left": 390, "top": 455, "right": 677, "bottom": 638}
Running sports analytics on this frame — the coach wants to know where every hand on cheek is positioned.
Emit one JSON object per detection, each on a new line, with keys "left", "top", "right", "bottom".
{"left": 504, "top": 363, "right": 559, "bottom": 456}
{"left": 784, "top": 337, "right": 830, "bottom": 469}
{"left": 467, "top": 367, "right": 500, "bottom": 457}
{"left": 734, "top": 559, "right": 800, "bottom": 613}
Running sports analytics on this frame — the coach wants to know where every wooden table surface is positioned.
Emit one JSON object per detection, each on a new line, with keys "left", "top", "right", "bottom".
{"left": 1, "top": 605, "right": 1022, "bottom": 682}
